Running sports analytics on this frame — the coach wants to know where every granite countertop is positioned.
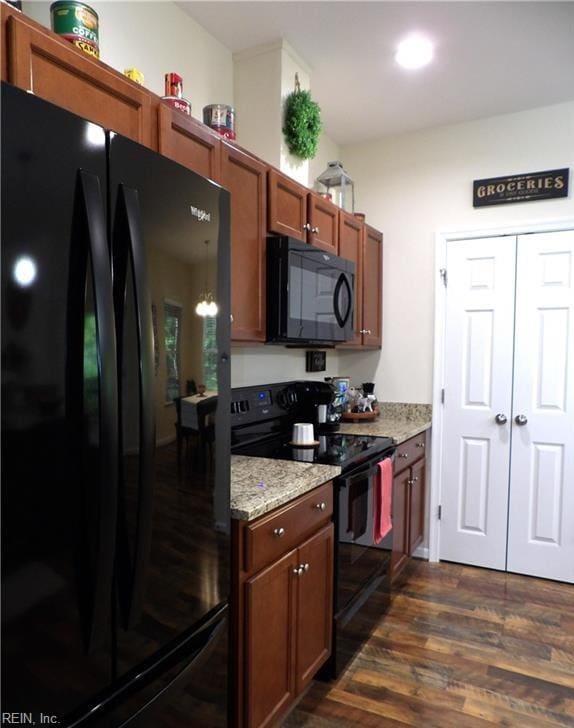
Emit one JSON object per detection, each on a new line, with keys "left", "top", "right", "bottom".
{"left": 337, "top": 402, "right": 432, "bottom": 444}
{"left": 230, "top": 403, "right": 432, "bottom": 522}
{"left": 231, "top": 455, "right": 340, "bottom": 521}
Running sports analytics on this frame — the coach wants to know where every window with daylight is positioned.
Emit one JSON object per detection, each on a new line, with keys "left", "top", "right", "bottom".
{"left": 203, "top": 316, "right": 218, "bottom": 391}
{"left": 164, "top": 301, "right": 182, "bottom": 402}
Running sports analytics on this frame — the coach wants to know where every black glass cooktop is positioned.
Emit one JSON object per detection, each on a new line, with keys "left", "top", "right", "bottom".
{"left": 233, "top": 432, "right": 394, "bottom": 469}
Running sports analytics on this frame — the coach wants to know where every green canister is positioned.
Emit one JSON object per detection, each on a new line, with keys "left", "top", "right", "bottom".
{"left": 50, "top": 2, "right": 99, "bottom": 59}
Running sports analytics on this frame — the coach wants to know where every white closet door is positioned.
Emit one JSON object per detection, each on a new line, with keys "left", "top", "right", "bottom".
{"left": 507, "top": 230, "right": 574, "bottom": 583}
{"left": 440, "top": 237, "right": 516, "bottom": 569}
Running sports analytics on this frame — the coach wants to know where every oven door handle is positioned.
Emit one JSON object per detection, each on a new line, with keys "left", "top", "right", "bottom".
{"left": 339, "top": 454, "right": 393, "bottom": 487}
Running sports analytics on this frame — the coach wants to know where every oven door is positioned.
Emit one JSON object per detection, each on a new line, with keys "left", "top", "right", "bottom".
{"left": 335, "top": 455, "right": 394, "bottom": 617}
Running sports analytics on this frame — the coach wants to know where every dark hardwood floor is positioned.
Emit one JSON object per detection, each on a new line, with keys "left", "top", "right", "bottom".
{"left": 284, "top": 560, "right": 574, "bottom": 727}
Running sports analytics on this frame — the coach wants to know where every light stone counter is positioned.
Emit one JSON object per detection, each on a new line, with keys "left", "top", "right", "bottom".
{"left": 231, "top": 455, "right": 340, "bottom": 521}
{"left": 337, "top": 403, "right": 432, "bottom": 444}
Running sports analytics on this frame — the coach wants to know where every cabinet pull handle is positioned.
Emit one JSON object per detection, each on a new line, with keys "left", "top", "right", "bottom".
{"left": 273, "top": 527, "right": 285, "bottom": 537}
{"left": 415, "top": 441, "right": 425, "bottom": 448}
{"left": 398, "top": 453, "right": 409, "bottom": 459}
{"left": 314, "top": 502, "right": 326, "bottom": 511}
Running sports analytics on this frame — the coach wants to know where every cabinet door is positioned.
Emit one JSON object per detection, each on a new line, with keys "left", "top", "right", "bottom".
{"left": 409, "top": 457, "right": 426, "bottom": 555}
{"left": 391, "top": 469, "right": 410, "bottom": 580}
{"left": 6, "top": 12, "right": 153, "bottom": 148}
{"left": 245, "top": 549, "right": 298, "bottom": 728}
{"left": 295, "top": 524, "right": 334, "bottom": 694}
{"left": 362, "top": 225, "right": 383, "bottom": 347}
{"left": 338, "top": 210, "right": 364, "bottom": 348}
{"left": 220, "top": 143, "right": 267, "bottom": 342}
{"left": 308, "top": 193, "right": 339, "bottom": 253}
{"left": 267, "top": 169, "right": 307, "bottom": 242}
{"left": 158, "top": 104, "right": 221, "bottom": 182}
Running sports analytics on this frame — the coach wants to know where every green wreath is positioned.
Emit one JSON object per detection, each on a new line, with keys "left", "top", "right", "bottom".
{"left": 283, "top": 86, "right": 322, "bottom": 160}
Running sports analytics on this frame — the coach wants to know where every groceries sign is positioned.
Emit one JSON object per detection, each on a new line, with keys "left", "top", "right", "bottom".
{"left": 473, "top": 168, "right": 569, "bottom": 207}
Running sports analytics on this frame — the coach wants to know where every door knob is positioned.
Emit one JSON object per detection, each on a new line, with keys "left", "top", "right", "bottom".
{"left": 495, "top": 413, "right": 507, "bottom": 425}
{"left": 515, "top": 414, "right": 528, "bottom": 426}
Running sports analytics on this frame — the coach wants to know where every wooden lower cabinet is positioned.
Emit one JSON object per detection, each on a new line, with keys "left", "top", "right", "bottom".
{"left": 233, "top": 484, "right": 334, "bottom": 728}
{"left": 295, "top": 525, "right": 334, "bottom": 694}
{"left": 245, "top": 549, "right": 298, "bottom": 728}
{"left": 391, "top": 431, "right": 428, "bottom": 581}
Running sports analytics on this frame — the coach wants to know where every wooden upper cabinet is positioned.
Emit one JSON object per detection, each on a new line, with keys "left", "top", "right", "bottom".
{"left": 267, "top": 168, "right": 307, "bottom": 242}
{"left": 158, "top": 104, "right": 221, "bottom": 182}
{"left": 308, "top": 193, "right": 339, "bottom": 253}
{"left": 4, "top": 10, "right": 154, "bottom": 148}
{"left": 338, "top": 210, "right": 364, "bottom": 347}
{"left": 362, "top": 225, "right": 383, "bottom": 348}
{"left": 220, "top": 143, "right": 267, "bottom": 343}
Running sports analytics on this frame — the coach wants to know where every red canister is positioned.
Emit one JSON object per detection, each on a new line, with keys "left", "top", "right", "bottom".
{"left": 162, "top": 73, "right": 191, "bottom": 115}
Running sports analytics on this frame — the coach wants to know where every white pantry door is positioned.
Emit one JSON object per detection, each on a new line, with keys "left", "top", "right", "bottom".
{"left": 507, "top": 230, "right": 574, "bottom": 583}
{"left": 440, "top": 237, "right": 516, "bottom": 570}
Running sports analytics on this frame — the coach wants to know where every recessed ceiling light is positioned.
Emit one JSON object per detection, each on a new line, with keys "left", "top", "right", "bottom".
{"left": 395, "top": 35, "right": 434, "bottom": 70}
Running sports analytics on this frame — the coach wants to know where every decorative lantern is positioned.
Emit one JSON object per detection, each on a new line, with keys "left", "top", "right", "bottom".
{"left": 315, "top": 161, "right": 355, "bottom": 213}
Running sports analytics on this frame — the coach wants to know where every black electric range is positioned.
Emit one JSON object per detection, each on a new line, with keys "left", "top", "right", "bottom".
{"left": 231, "top": 381, "right": 396, "bottom": 679}
{"left": 233, "top": 431, "right": 394, "bottom": 469}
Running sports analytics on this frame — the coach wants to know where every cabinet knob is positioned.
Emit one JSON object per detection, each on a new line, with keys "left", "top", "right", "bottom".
{"left": 230, "top": 313, "right": 234, "bottom": 324}
{"left": 273, "top": 527, "right": 285, "bottom": 538}
{"left": 312, "top": 226, "right": 319, "bottom": 234}
{"left": 515, "top": 414, "right": 528, "bottom": 426}
{"left": 398, "top": 453, "right": 409, "bottom": 459}
{"left": 415, "top": 441, "right": 425, "bottom": 448}
{"left": 303, "top": 562, "right": 310, "bottom": 572}
{"left": 314, "top": 502, "right": 326, "bottom": 511}
{"left": 495, "top": 413, "right": 507, "bottom": 425}
{"left": 303, "top": 223, "right": 311, "bottom": 231}
{"left": 293, "top": 567, "right": 303, "bottom": 576}
{"left": 360, "top": 329, "right": 372, "bottom": 335}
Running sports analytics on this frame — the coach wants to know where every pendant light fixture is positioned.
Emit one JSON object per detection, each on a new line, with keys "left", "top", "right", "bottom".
{"left": 195, "top": 239, "right": 218, "bottom": 317}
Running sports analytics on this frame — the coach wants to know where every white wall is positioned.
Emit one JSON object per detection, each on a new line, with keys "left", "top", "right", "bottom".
{"left": 231, "top": 347, "right": 341, "bottom": 388}
{"left": 23, "top": 1, "right": 234, "bottom": 121}
{"left": 339, "top": 101, "right": 574, "bottom": 403}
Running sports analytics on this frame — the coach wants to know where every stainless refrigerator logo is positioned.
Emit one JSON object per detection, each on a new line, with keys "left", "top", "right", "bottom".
{"left": 190, "top": 205, "right": 211, "bottom": 222}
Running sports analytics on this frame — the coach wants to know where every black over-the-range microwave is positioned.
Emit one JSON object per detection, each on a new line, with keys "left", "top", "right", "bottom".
{"left": 266, "top": 235, "right": 355, "bottom": 345}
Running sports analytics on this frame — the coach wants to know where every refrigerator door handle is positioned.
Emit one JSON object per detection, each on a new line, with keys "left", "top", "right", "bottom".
{"left": 114, "top": 184, "right": 155, "bottom": 629}
{"left": 76, "top": 170, "right": 119, "bottom": 653}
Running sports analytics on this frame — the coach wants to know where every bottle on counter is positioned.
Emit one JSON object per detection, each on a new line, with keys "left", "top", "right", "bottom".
{"left": 161, "top": 72, "right": 191, "bottom": 115}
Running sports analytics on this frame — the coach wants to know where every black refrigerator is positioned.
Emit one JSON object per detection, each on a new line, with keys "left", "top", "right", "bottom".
{"left": 1, "top": 83, "right": 231, "bottom": 727}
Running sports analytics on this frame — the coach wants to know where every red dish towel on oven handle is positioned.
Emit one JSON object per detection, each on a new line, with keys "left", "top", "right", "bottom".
{"left": 374, "top": 457, "right": 393, "bottom": 544}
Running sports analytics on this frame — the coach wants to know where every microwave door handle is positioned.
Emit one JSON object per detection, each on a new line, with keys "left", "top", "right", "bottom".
{"left": 333, "top": 273, "right": 352, "bottom": 328}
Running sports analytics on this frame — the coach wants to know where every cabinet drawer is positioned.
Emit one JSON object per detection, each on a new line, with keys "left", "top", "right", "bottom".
{"left": 244, "top": 482, "right": 333, "bottom": 574}
{"left": 394, "top": 431, "right": 427, "bottom": 474}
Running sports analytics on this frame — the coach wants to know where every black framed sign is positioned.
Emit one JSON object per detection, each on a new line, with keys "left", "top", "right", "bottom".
{"left": 473, "top": 168, "right": 569, "bottom": 207}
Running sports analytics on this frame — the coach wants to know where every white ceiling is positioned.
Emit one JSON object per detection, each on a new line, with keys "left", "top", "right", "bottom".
{"left": 177, "top": 1, "right": 574, "bottom": 145}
